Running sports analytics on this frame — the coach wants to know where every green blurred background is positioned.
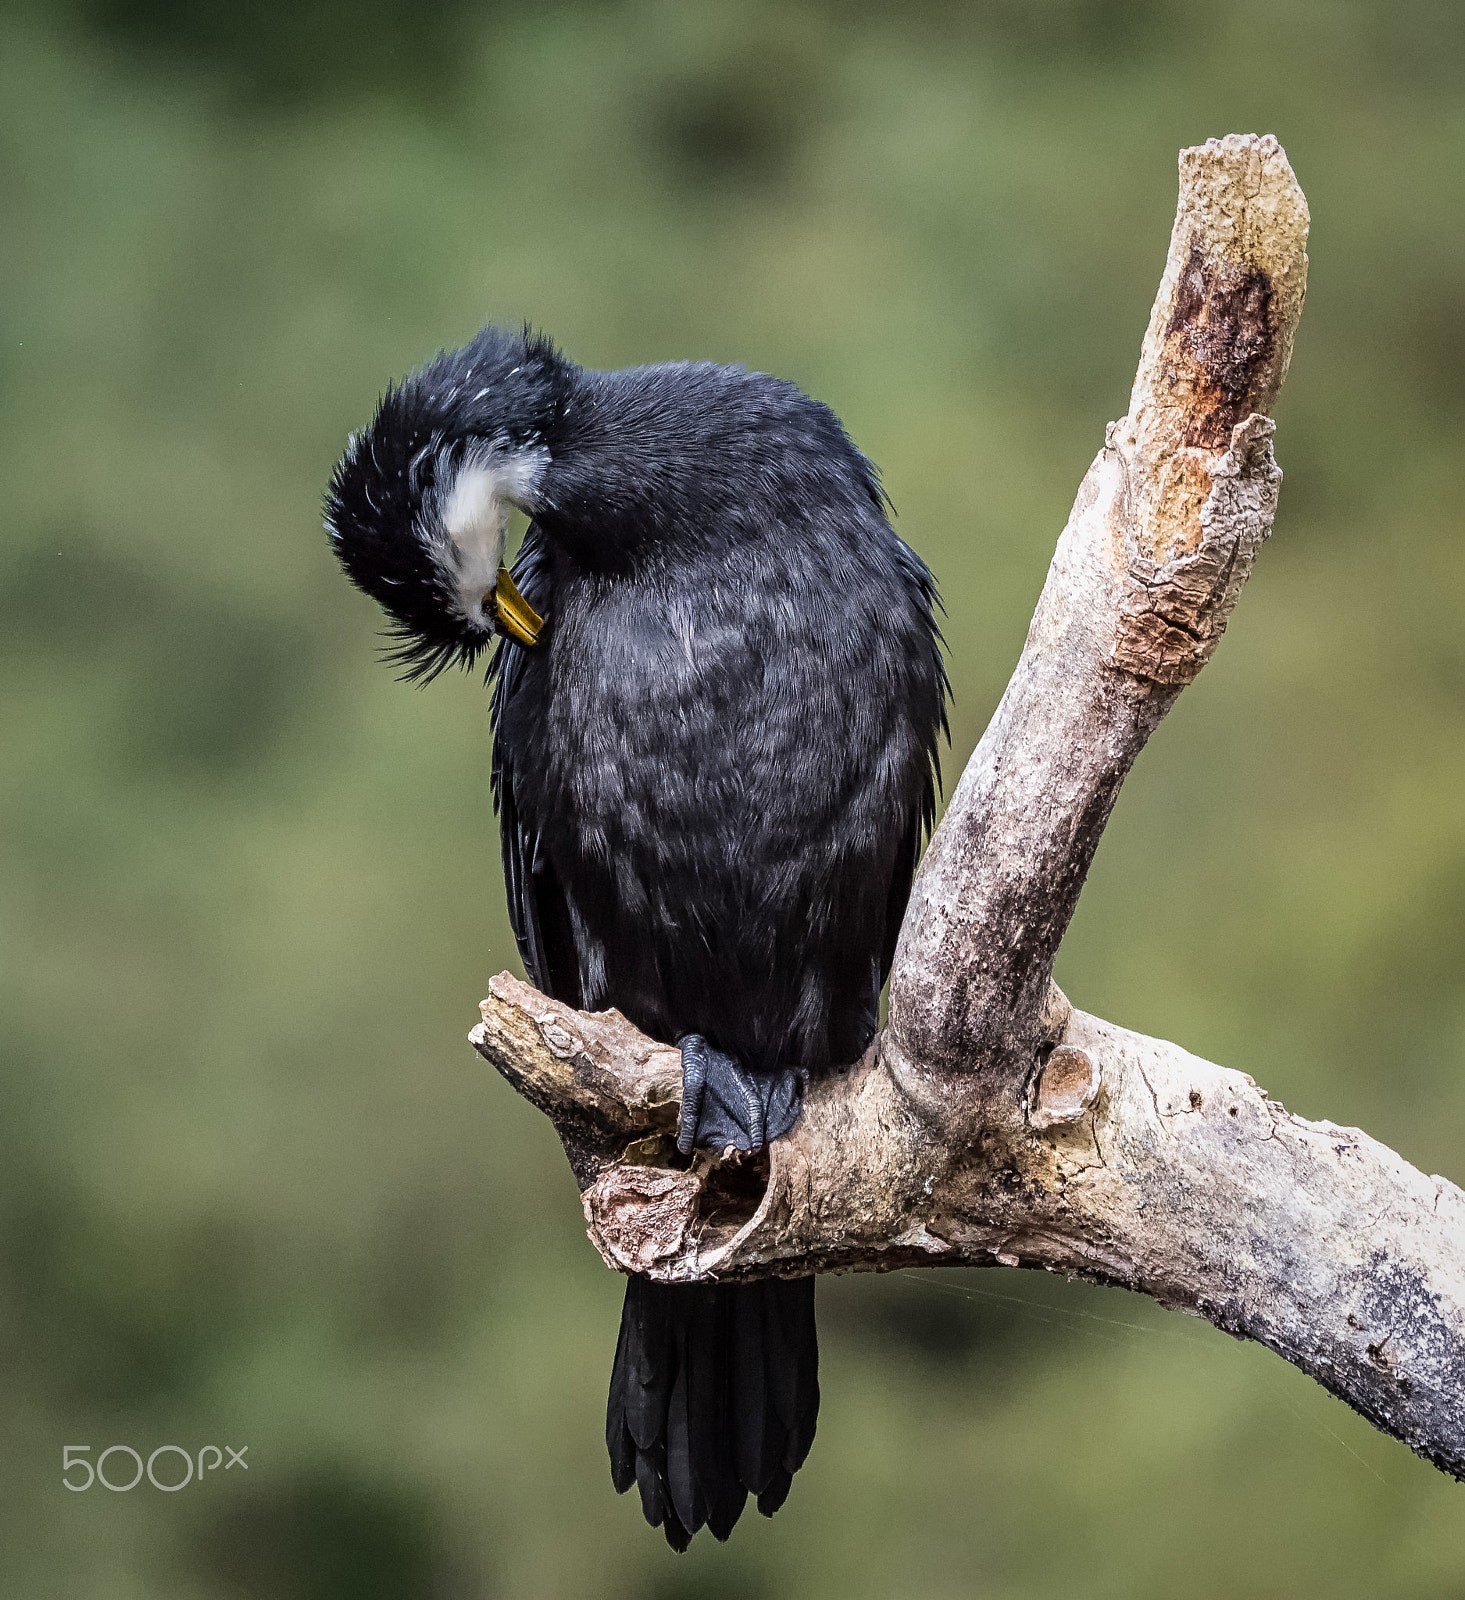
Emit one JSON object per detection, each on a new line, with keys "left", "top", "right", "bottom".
{"left": 3, "top": 0, "right": 1464, "bottom": 1594}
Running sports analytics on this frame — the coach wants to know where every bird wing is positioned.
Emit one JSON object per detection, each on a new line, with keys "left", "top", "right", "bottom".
{"left": 876, "top": 532, "right": 949, "bottom": 989}
{"left": 879, "top": 803, "right": 924, "bottom": 990}
{"left": 489, "top": 536, "right": 583, "bottom": 1009}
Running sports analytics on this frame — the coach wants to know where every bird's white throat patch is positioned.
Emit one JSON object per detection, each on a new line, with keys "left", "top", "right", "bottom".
{"left": 434, "top": 447, "right": 548, "bottom": 624}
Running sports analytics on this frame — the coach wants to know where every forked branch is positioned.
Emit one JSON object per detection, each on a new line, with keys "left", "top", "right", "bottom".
{"left": 470, "top": 136, "right": 1465, "bottom": 1480}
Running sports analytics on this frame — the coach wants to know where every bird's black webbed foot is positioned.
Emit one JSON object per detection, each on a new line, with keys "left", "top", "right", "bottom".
{"left": 676, "top": 1036, "right": 803, "bottom": 1156}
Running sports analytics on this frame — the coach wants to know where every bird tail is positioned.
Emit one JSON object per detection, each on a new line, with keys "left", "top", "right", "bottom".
{"left": 606, "top": 1275, "right": 819, "bottom": 1550}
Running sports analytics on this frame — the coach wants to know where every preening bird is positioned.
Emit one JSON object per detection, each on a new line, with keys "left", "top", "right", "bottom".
{"left": 325, "top": 325, "right": 947, "bottom": 1549}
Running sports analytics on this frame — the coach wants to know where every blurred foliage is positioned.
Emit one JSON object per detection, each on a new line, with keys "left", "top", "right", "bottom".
{"left": 2, "top": 1, "right": 1465, "bottom": 1595}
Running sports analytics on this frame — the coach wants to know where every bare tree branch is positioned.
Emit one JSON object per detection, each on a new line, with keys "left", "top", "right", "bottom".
{"left": 468, "top": 135, "right": 1465, "bottom": 1481}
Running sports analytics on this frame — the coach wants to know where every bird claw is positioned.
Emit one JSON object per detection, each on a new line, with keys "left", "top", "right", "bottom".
{"left": 676, "top": 1036, "right": 803, "bottom": 1156}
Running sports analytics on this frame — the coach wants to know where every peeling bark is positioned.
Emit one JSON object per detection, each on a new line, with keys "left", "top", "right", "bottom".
{"left": 466, "top": 136, "right": 1465, "bottom": 1481}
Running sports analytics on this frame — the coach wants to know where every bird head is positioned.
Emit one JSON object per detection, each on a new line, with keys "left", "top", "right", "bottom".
{"left": 329, "top": 324, "right": 893, "bottom": 682}
{"left": 324, "top": 325, "right": 569, "bottom": 682}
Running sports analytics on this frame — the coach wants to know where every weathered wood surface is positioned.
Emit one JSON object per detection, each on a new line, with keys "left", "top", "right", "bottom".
{"left": 468, "top": 135, "right": 1465, "bottom": 1481}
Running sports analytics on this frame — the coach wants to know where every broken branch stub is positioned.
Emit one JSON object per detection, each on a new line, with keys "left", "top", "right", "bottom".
{"left": 468, "top": 136, "right": 1465, "bottom": 1481}
{"left": 887, "top": 132, "right": 1306, "bottom": 1081}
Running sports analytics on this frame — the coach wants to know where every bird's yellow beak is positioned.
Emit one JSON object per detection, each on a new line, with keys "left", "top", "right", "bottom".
{"left": 494, "top": 566, "right": 545, "bottom": 648}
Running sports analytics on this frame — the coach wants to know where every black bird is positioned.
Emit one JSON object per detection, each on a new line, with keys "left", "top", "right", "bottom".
{"left": 325, "top": 325, "right": 947, "bottom": 1549}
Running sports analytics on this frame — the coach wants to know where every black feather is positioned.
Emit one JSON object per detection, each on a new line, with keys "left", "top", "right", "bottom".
{"left": 685, "top": 1286, "right": 729, "bottom": 1535}
{"left": 623, "top": 1278, "right": 671, "bottom": 1454}
{"left": 634, "top": 1445, "right": 665, "bottom": 1529}
{"left": 730, "top": 1283, "right": 777, "bottom": 1494}
{"left": 660, "top": 1502, "right": 692, "bottom": 1554}
{"left": 605, "top": 1303, "right": 637, "bottom": 1494}
{"left": 757, "top": 1466, "right": 793, "bottom": 1519}
{"left": 664, "top": 1332, "right": 699, "bottom": 1534}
